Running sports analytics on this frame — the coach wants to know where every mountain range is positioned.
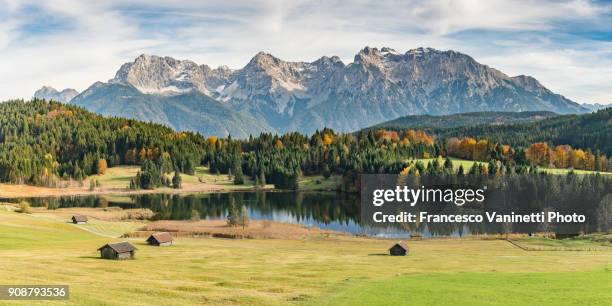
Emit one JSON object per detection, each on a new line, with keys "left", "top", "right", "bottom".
{"left": 581, "top": 102, "right": 610, "bottom": 112}
{"left": 34, "top": 86, "right": 79, "bottom": 103}
{"left": 36, "top": 47, "right": 589, "bottom": 137}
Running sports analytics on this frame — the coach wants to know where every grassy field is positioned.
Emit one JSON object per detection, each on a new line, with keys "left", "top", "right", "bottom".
{"left": 510, "top": 235, "right": 612, "bottom": 251}
{"left": 413, "top": 157, "right": 612, "bottom": 175}
{"left": 298, "top": 175, "right": 340, "bottom": 191}
{"left": 0, "top": 210, "right": 610, "bottom": 305}
{"left": 311, "top": 270, "right": 612, "bottom": 305}
{"left": 536, "top": 167, "right": 612, "bottom": 175}
{"left": 94, "top": 166, "right": 339, "bottom": 192}
{"left": 93, "top": 166, "right": 261, "bottom": 189}
{"left": 0, "top": 166, "right": 339, "bottom": 198}
{"left": 92, "top": 166, "right": 140, "bottom": 189}
{"left": 412, "top": 157, "right": 483, "bottom": 172}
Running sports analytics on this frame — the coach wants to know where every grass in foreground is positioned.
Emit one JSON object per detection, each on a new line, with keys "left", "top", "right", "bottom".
{"left": 0, "top": 210, "right": 610, "bottom": 305}
{"left": 311, "top": 270, "right": 612, "bottom": 305}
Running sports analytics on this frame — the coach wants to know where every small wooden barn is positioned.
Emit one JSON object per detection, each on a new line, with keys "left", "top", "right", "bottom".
{"left": 389, "top": 242, "right": 408, "bottom": 256}
{"left": 71, "top": 215, "right": 88, "bottom": 224}
{"left": 146, "top": 232, "right": 174, "bottom": 246}
{"left": 97, "top": 242, "right": 137, "bottom": 260}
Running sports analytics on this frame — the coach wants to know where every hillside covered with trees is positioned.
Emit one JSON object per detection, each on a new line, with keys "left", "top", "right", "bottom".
{"left": 0, "top": 99, "right": 205, "bottom": 186}
{"left": 0, "top": 100, "right": 609, "bottom": 191}
{"left": 369, "top": 111, "right": 558, "bottom": 130}
{"left": 440, "top": 108, "right": 612, "bottom": 156}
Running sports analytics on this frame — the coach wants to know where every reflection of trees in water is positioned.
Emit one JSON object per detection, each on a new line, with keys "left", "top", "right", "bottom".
{"left": 16, "top": 173, "right": 611, "bottom": 235}
{"left": 25, "top": 192, "right": 361, "bottom": 225}
{"left": 25, "top": 196, "right": 107, "bottom": 210}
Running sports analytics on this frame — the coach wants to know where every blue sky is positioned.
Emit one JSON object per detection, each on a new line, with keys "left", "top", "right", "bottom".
{"left": 1, "top": 0, "right": 611, "bottom": 104}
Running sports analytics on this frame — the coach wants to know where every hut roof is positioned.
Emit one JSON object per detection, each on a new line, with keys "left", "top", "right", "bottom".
{"left": 97, "top": 242, "right": 137, "bottom": 253}
{"left": 148, "top": 232, "right": 173, "bottom": 244}
{"left": 389, "top": 242, "right": 408, "bottom": 251}
{"left": 72, "top": 215, "right": 88, "bottom": 222}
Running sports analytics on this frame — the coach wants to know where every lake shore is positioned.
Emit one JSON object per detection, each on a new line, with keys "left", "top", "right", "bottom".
{"left": 131, "top": 219, "right": 345, "bottom": 239}
{"left": 0, "top": 165, "right": 340, "bottom": 199}
{"left": 22, "top": 206, "right": 347, "bottom": 240}
{"left": 0, "top": 181, "right": 268, "bottom": 199}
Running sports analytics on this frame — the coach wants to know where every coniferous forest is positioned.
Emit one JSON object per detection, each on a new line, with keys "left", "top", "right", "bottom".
{"left": 0, "top": 99, "right": 205, "bottom": 185}
{"left": 437, "top": 109, "right": 612, "bottom": 156}
{"left": 0, "top": 99, "right": 610, "bottom": 190}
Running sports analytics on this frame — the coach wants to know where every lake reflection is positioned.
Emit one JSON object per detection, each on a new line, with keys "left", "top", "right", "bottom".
{"left": 10, "top": 192, "right": 545, "bottom": 238}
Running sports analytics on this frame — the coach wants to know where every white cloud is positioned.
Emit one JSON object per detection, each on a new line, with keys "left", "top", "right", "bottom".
{"left": 0, "top": 0, "right": 611, "bottom": 104}
{"left": 476, "top": 45, "right": 612, "bottom": 103}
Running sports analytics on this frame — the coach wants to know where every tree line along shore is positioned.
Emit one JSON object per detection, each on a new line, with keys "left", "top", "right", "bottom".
{"left": 0, "top": 99, "right": 610, "bottom": 197}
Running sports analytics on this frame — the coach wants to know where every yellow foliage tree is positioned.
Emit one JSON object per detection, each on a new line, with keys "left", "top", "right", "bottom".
{"left": 275, "top": 139, "right": 284, "bottom": 149}
{"left": 207, "top": 136, "right": 218, "bottom": 145}
{"left": 322, "top": 133, "right": 333, "bottom": 145}
{"left": 97, "top": 159, "right": 108, "bottom": 175}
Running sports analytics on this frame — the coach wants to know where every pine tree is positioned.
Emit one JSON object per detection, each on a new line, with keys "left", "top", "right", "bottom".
{"left": 457, "top": 165, "right": 465, "bottom": 176}
{"left": 322, "top": 164, "right": 331, "bottom": 179}
{"left": 172, "top": 171, "right": 182, "bottom": 189}
{"left": 233, "top": 166, "right": 244, "bottom": 185}
{"left": 444, "top": 157, "right": 453, "bottom": 170}
{"left": 258, "top": 170, "right": 266, "bottom": 187}
{"left": 240, "top": 205, "right": 250, "bottom": 230}
{"left": 488, "top": 160, "right": 497, "bottom": 175}
{"left": 227, "top": 197, "right": 239, "bottom": 227}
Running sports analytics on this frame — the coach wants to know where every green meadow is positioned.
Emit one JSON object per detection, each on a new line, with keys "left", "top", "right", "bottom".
{"left": 0, "top": 210, "right": 610, "bottom": 305}
{"left": 412, "top": 157, "right": 612, "bottom": 175}
{"left": 91, "top": 165, "right": 339, "bottom": 191}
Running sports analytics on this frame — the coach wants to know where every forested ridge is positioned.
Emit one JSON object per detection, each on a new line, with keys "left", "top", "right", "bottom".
{"left": 0, "top": 100, "right": 609, "bottom": 190}
{"left": 369, "top": 111, "right": 558, "bottom": 130}
{"left": 439, "top": 108, "right": 612, "bottom": 156}
{"left": 0, "top": 99, "right": 205, "bottom": 185}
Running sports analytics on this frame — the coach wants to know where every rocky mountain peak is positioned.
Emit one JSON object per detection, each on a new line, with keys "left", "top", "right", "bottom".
{"left": 313, "top": 55, "right": 345, "bottom": 69}
{"left": 247, "top": 52, "right": 283, "bottom": 69}
{"left": 380, "top": 47, "right": 399, "bottom": 54}
{"left": 354, "top": 46, "right": 384, "bottom": 62}
{"left": 406, "top": 47, "right": 438, "bottom": 55}
{"left": 240, "top": 52, "right": 307, "bottom": 86}
{"left": 62, "top": 46, "right": 587, "bottom": 137}
{"left": 511, "top": 75, "right": 544, "bottom": 90}
{"left": 34, "top": 86, "right": 79, "bottom": 103}
{"left": 112, "top": 54, "right": 208, "bottom": 95}
{"left": 38, "top": 85, "right": 56, "bottom": 92}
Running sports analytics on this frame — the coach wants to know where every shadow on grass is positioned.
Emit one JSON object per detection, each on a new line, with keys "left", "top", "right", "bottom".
{"left": 78, "top": 256, "right": 104, "bottom": 260}
{"left": 367, "top": 253, "right": 389, "bottom": 256}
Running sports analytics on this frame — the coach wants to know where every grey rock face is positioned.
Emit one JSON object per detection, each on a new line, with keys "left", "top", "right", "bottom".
{"left": 34, "top": 86, "right": 79, "bottom": 103}
{"left": 61, "top": 47, "right": 588, "bottom": 136}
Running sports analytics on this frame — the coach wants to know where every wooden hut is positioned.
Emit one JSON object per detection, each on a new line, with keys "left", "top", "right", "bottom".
{"left": 146, "top": 232, "right": 174, "bottom": 246}
{"left": 97, "top": 242, "right": 137, "bottom": 260}
{"left": 389, "top": 242, "right": 408, "bottom": 256}
{"left": 71, "top": 215, "right": 88, "bottom": 224}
